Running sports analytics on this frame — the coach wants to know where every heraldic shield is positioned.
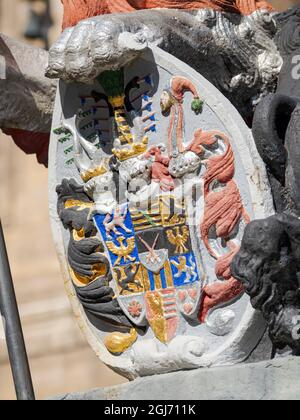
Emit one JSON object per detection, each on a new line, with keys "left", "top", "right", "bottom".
{"left": 50, "top": 47, "right": 274, "bottom": 378}
{"left": 93, "top": 195, "right": 203, "bottom": 343}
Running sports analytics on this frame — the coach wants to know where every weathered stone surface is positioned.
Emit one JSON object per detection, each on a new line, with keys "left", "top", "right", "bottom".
{"left": 242, "top": 6, "right": 300, "bottom": 355}
{"left": 47, "top": 8, "right": 281, "bottom": 122}
{"left": 276, "top": 6, "right": 300, "bottom": 99}
{"left": 246, "top": 330, "right": 273, "bottom": 363}
{"left": 232, "top": 213, "right": 300, "bottom": 355}
{"left": 53, "top": 356, "right": 300, "bottom": 400}
{"left": 252, "top": 6, "right": 300, "bottom": 214}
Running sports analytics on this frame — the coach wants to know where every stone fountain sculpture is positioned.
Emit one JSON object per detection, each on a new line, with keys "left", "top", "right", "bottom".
{"left": 1, "top": 0, "right": 299, "bottom": 384}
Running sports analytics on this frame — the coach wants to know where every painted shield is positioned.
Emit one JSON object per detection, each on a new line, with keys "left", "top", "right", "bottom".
{"left": 93, "top": 196, "right": 204, "bottom": 343}
{"left": 49, "top": 47, "right": 274, "bottom": 378}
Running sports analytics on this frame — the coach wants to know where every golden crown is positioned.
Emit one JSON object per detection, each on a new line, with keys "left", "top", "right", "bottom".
{"left": 80, "top": 164, "right": 108, "bottom": 182}
{"left": 112, "top": 137, "right": 149, "bottom": 161}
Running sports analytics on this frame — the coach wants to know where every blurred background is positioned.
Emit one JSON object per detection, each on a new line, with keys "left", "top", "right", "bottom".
{"left": 0, "top": 0, "right": 299, "bottom": 400}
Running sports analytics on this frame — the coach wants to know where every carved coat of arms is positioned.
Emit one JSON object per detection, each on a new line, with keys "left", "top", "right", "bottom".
{"left": 49, "top": 48, "right": 273, "bottom": 377}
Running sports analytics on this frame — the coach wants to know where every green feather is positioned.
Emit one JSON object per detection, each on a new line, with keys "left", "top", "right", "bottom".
{"left": 97, "top": 70, "right": 124, "bottom": 98}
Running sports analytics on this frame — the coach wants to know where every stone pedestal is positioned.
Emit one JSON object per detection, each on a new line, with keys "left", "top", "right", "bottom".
{"left": 53, "top": 357, "right": 300, "bottom": 400}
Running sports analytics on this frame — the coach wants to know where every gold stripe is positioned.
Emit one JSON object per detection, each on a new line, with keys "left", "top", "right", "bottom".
{"left": 65, "top": 200, "right": 94, "bottom": 211}
{"left": 130, "top": 202, "right": 160, "bottom": 211}
{"left": 141, "top": 265, "right": 151, "bottom": 292}
{"left": 145, "top": 292, "right": 166, "bottom": 343}
{"left": 131, "top": 211, "right": 160, "bottom": 217}
{"left": 154, "top": 272, "right": 162, "bottom": 290}
{"left": 164, "top": 261, "right": 174, "bottom": 288}
{"left": 132, "top": 214, "right": 162, "bottom": 222}
{"left": 134, "top": 214, "right": 162, "bottom": 219}
{"left": 132, "top": 218, "right": 162, "bottom": 226}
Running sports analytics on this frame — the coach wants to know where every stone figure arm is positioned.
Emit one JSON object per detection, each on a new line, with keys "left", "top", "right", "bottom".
{"left": 46, "top": 5, "right": 280, "bottom": 121}
{"left": 0, "top": 34, "right": 56, "bottom": 165}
